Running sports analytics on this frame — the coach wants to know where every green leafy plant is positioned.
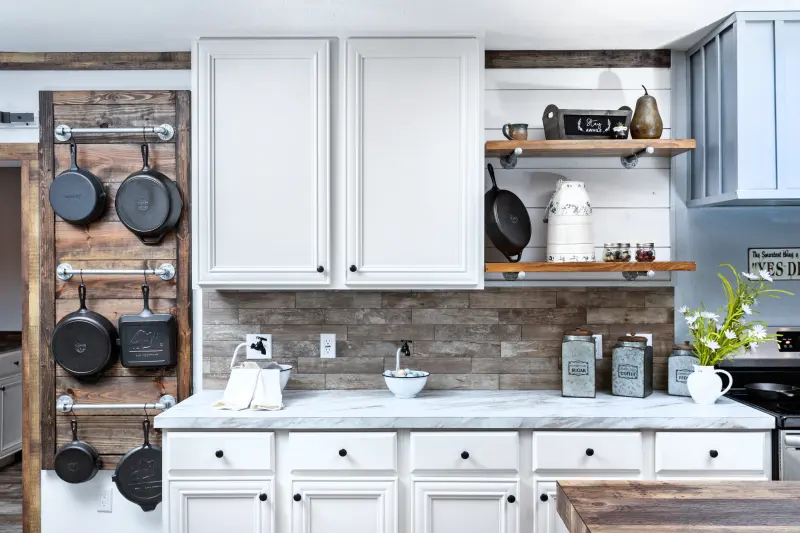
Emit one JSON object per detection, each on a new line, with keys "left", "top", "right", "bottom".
{"left": 680, "top": 264, "right": 793, "bottom": 366}
{"left": 615, "top": 122, "right": 626, "bottom": 128}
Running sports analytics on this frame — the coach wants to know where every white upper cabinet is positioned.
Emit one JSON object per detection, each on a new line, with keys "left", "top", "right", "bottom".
{"left": 345, "top": 38, "right": 483, "bottom": 288}
{"left": 195, "top": 39, "right": 330, "bottom": 287}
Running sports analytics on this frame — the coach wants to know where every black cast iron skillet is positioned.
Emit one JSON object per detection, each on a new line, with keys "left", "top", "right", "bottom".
{"left": 113, "top": 419, "right": 162, "bottom": 511}
{"left": 51, "top": 283, "right": 119, "bottom": 378}
{"left": 118, "top": 284, "right": 177, "bottom": 368}
{"left": 484, "top": 163, "right": 531, "bottom": 262}
{"left": 115, "top": 143, "right": 183, "bottom": 245}
{"left": 54, "top": 418, "right": 101, "bottom": 484}
{"left": 49, "top": 141, "right": 106, "bottom": 224}
{"left": 745, "top": 382, "right": 797, "bottom": 400}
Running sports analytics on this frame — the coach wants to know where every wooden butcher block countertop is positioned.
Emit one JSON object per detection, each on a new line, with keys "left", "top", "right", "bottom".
{"left": 557, "top": 481, "right": 800, "bottom": 532}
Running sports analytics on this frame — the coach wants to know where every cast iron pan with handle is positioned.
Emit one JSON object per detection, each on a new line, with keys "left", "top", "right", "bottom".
{"left": 118, "top": 284, "right": 177, "bottom": 368}
{"left": 484, "top": 163, "right": 531, "bottom": 263}
{"left": 113, "top": 419, "right": 162, "bottom": 512}
{"left": 48, "top": 141, "right": 107, "bottom": 224}
{"left": 54, "top": 418, "right": 101, "bottom": 484}
{"left": 51, "top": 283, "right": 118, "bottom": 378}
{"left": 115, "top": 143, "right": 183, "bottom": 245}
{"left": 745, "top": 382, "right": 798, "bottom": 400}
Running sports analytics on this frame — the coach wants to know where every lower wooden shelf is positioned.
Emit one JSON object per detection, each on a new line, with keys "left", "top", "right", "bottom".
{"left": 485, "top": 261, "right": 697, "bottom": 273}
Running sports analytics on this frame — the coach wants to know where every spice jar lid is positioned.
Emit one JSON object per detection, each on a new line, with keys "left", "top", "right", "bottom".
{"left": 563, "top": 327, "right": 593, "bottom": 337}
{"left": 618, "top": 334, "right": 648, "bottom": 343}
{"left": 616, "top": 242, "right": 630, "bottom": 247}
{"left": 636, "top": 242, "right": 655, "bottom": 247}
{"left": 603, "top": 242, "right": 616, "bottom": 247}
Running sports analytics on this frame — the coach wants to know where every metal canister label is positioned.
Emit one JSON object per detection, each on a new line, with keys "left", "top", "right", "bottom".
{"left": 675, "top": 368, "right": 692, "bottom": 383}
{"left": 618, "top": 364, "right": 638, "bottom": 380}
{"left": 567, "top": 361, "right": 589, "bottom": 376}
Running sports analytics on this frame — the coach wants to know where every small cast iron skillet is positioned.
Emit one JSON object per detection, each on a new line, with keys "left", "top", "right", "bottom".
{"left": 49, "top": 141, "right": 106, "bottom": 224}
{"left": 112, "top": 419, "right": 162, "bottom": 512}
{"left": 54, "top": 418, "right": 101, "bottom": 484}
{"left": 745, "top": 382, "right": 798, "bottom": 401}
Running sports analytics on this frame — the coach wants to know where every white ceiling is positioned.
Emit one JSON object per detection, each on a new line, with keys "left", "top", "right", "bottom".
{"left": 1, "top": 0, "right": 799, "bottom": 52}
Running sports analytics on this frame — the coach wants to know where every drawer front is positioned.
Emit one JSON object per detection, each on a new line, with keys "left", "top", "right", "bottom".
{"left": 655, "top": 432, "right": 767, "bottom": 476}
{"left": 533, "top": 431, "right": 643, "bottom": 472}
{"left": 167, "top": 432, "right": 274, "bottom": 472}
{"left": 287, "top": 432, "right": 397, "bottom": 471}
{"left": 0, "top": 351, "right": 21, "bottom": 379}
{"left": 410, "top": 431, "right": 519, "bottom": 472}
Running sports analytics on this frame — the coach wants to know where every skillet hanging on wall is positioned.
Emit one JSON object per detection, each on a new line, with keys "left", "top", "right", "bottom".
{"left": 115, "top": 143, "right": 183, "bottom": 245}
{"left": 118, "top": 282, "right": 177, "bottom": 368}
{"left": 484, "top": 163, "right": 531, "bottom": 262}
{"left": 49, "top": 140, "right": 107, "bottom": 224}
{"left": 53, "top": 416, "right": 101, "bottom": 484}
{"left": 112, "top": 419, "right": 162, "bottom": 512}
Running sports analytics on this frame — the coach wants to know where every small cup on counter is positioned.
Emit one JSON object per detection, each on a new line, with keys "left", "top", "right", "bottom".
{"left": 603, "top": 242, "right": 631, "bottom": 262}
{"left": 612, "top": 334, "right": 653, "bottom": 398}
{"left": 561, "top": 328, "right": 596, "bottom": 398}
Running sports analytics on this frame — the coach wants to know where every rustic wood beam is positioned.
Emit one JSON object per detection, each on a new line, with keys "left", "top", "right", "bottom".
{"left": 0, "top": 52, "right": 190, "bottom": 70}
{"left": 485, "top": 49, "right": 671, "bottom": 69}
{"left": 0, "top": 143, "right": 38, "bottom": 161}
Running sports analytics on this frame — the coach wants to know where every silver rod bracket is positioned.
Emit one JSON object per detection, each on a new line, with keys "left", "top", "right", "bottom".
{"left": 500, "top": 147, "right": 522, "bottom": 170}
{"left": 620, "top": 146, "right": 655, "bottom": 169}
{"left": 56, "top": 394, "right": 177, "bottom": 412}
{"left": 56, "top": 262, "right": 176, "bottom": 281}
{"left": 54, "top": 123, "right": 174, "bottom": 142}
{"left": 622, "top": 270, "right": 656, "bottom": 281}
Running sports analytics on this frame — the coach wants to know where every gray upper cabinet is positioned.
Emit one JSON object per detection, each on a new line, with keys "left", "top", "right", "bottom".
{"left": 687, "top": 12, "right": 800, "bottom": 206}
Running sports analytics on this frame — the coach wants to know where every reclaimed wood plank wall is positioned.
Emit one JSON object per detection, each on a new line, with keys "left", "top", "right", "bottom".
{"left": 38, "top": 90, "right": 191, "bottom": 469}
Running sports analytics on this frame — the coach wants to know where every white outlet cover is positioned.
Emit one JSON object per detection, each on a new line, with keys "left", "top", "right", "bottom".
{"left": 592, "top": 334, "right": 603, "bottom": 360}
{"left": 246, "top": 333, "right": 272, "bottom": 359}
{"left": 635, "top": 333, "right": 653, "bottom": 346}
{"left": 320, "top": 333, "right": 336, "bottom": 359}
{"left": 98, "top": 487, "right": 112, "bottom": 513}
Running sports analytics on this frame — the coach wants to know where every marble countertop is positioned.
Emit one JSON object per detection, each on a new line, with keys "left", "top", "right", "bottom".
{"left": 154, "top": 390, "right": 775, "bottom": 430}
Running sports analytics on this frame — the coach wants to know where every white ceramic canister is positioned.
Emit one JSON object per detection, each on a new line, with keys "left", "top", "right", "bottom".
{"left": 544, "top": 180, "right": 594, "bottom": 262}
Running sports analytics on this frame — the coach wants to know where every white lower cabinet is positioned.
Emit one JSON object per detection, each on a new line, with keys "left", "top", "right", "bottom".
{"left": 291, "top": 480, "right": 396, "bottom": 533}
{"left": 168, "top": 479, "right": 274, "bottom": 533}
{"left": 413, "top": 480, "right": 518, "bottom": 533}
{"left": 534, "top": 482, "right": 568, "bottom": 533}
{"left": 0, "top": 376, "right": 22, "bottom": 456}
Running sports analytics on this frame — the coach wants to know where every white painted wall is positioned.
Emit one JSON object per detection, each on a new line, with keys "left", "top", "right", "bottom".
{"left": 0, "top": 168, "right": 21, "bottom": 331}
{"left": 41, "top": 472, "right": 161, "bottom": 533}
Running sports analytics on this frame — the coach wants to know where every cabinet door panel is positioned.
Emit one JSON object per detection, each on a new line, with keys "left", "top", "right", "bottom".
{"left": 0, "top": 378, "right": 21, "bottom": 455}
{"left": 292, "top": 479, "right": 396, "bottom": 533}
{"left": 413, "top": 480, "right": 517, "bottom": 533}
{"left": 534, "top": 482, "right": 569, "bottom": 533}
{"left": 346, "top": 38, "right": 482, "bottom": 288}
{"left": 197, "top": 39, "right": 330, "bottom": 287}
{"left": 169, "top": 479, "right": 273, "bottom": 533}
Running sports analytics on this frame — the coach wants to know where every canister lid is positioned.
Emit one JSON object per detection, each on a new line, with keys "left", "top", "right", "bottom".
{"left": 564, "top": 327, "right": 593, "bottom": 337}
{"left": 671, "top": 341, "right": 695, "bottom": 353}
{"left": 618, "top": 334, "right": 648, "bottom": 343}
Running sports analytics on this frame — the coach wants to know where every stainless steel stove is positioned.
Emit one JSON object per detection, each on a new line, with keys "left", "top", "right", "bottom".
{"left": 722, "top": 328, "right": 800, "bottom": 480}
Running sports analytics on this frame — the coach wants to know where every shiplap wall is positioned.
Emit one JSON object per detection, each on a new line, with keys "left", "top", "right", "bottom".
{"left": 484, "top": 67, "right": 672, "bottom": 283}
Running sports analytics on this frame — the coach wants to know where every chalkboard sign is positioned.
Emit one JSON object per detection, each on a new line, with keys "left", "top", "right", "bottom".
{"left": 542, "top": 105, "right": 632, "bottom": 140}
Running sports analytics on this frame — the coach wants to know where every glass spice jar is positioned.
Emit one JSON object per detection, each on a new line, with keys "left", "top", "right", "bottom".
{"left": 603, "top": 242, "right": 631, "bottom": 262}
{"left": 635, "top": 242, "right": 656, "bottom": 262}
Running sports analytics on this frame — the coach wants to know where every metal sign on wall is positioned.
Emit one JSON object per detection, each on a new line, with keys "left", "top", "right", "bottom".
{"left": 748, "top": 248, "right": 800, "bottom": 280}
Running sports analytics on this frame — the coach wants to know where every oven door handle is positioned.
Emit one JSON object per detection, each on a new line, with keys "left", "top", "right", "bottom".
{"left": 784, "top": 434, "right": 800, "bottom": 447}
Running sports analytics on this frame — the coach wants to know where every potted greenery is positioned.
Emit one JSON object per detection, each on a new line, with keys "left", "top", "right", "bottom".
{"left": 680, "top": 264, "right": 792, "bottom": 404}
{"left": 611, "top": 122, "right": 629, "bottom": 139}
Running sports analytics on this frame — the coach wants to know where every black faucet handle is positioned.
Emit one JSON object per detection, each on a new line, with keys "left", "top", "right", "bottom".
{"left": 400, "top": 340, "right": 412, "bottom": 356}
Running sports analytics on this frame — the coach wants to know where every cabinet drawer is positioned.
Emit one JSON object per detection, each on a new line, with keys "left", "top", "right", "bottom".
{"left": 0, "top": 351, "right": 21, "bottom": 379}
{"left": 533, "top": 432, "right": 643, "bottom": 472}
{"left": 167, "top": 432, "right": 274, "bottom": 472}
{"left": 287, "top": 432, "right": 397, "bottom": 471}
{"left": 655, "top": 432, "right": 767, "bottom": 476}
{"left": 410, "top": 432, "right": 519, "bottom": 472}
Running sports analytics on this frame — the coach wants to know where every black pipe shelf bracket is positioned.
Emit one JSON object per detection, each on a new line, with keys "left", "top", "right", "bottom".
{"left": 500, "top": 147, "right": 523, "bottom": 169}
{"left": 621, "top": 146, "right": 655, "bottom": 169}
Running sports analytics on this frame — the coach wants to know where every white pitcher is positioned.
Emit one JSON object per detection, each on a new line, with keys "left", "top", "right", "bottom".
{"left": 686, "top": 365, "right": 733, "bottom": 405}
{"left": 544, "top": 180, "right": 594, "bottom": 262}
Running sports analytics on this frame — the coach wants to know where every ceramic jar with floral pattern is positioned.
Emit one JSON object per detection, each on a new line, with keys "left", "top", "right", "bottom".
{"left": 544, "top": 180, "right": 594, "bottom": 262}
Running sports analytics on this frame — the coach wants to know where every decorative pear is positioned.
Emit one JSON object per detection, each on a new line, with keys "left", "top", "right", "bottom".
{"left": 630, "top": 85, "right": 663, "bottom": 139}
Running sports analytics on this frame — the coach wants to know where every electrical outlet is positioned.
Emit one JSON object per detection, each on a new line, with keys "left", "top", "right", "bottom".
{"left": 592, "top": 334, "right": 603, "bottom": 360}
{"left": 98, "top": 487, "right": 112, "bottom": 513}
{"left": 246, "top": 333, "right": 272, "bottom": 360}
{"left": 635, "top": 333, "right": 653, "bottom": 346}
{"left": 320, "top": 333, "right": 336, "bottom": 358}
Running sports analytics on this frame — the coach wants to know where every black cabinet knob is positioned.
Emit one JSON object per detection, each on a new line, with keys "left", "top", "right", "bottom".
{"left": 293, "top": 494, "right": 302, "bottom": 502}
{"left": 317, "top": 266, "right": 324, "bottom": 273}
{"left": 349, "top": 265, "right": 357, "bottom": 272}
{"left": 585, "top": 448, "right": 595, "bottom": 457}
{"left": 507, "top": 495, "right": 516, "bottom": 503}
{"left": 12, "top": 361, "right": 18, "bottom": 366}
{"left": 709, "top": 450, "right": 719, "bottom": 458}
{"left": 461, "top": 451, "right": 469, "bottom": 460}
{"left": 540, "top": 494, "right": 549, "bottom": 502}
{"left": 259, "top": 493, "right": 267, "bottom": 502}
{"left": 215, "top": 450, "right": 224, "bottom": 458}
{"left": 339, "top": 449, "right": 347, "bottom": 457}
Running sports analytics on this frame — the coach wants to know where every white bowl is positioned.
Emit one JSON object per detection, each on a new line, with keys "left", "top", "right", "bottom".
{"left": 278, "top": 364, "right": 292, "bottom": 390}
{"left": 383, "top": 371, "right": 430, "bottom": 399}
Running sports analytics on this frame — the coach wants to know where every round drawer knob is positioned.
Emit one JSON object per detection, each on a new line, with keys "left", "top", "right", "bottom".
{"left": 259, "top": 493, "right": 267, "bottom": 502}
{"left": 460, "top": 451, "right": 469, "bottom": 460}
{"left": 317, "top": 266, "right": 324, "bottom": 273}
{"left": 349, "top": 265, "right": 357, "bottom": 272}
{"left": 293, "top": 494, "right": 302, "bottom": 502}
{"left": 339, "top": 449, "right": 348, "bottom": 457}
{"left": 507, "top": 495, "right": 516, "bottom": 503}
{"left": 585, "top": 448, "right": 594, "bottom": 457}
{"left": 540, "top": 494, "right": 549, "bottom": 502}
{"left": 709, "top": 449, "right": 719, "bottom": 458}
{"left": 215, "top": 450, "right": 224, "bottom": 458}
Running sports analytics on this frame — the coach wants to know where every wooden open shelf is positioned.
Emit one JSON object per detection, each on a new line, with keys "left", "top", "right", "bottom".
{"left": 485, "top": 261, "right": 697, "bottom": 273}
{"left": 485, "top": 139, "right": 696, "bottom": 158}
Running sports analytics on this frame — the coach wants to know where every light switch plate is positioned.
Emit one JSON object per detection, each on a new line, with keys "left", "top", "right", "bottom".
{"left": 592, "top": 334, "right": 603, "bottom": 360}
{"left": 635, "top": 333, "right": 653, "bottom": 346}
{"left": 246, "top": 333, "right": 272, "bottom": 360}
{"left": 320, "top": 334, "right": 336, "bottom": 358}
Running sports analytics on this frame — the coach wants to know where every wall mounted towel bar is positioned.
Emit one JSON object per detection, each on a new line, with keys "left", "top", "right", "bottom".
{"left": 56, "top": 262, "right": 176, "bottom": 281}
{"left": 54, "top": 123, "right": 175, "bottom": 141}
{"left": 56, "top": 394, "right": 177, "bottom": 412}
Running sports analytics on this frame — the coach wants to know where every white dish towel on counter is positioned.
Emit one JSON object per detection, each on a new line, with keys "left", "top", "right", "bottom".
{"left": 212, "top": 343, "right": 283, "bottom": 411}
{"left": 251, "top": 368, "right": 284, "bottom": 411}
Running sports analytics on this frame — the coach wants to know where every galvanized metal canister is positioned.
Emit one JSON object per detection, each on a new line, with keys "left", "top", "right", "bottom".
{"left": 561, "top": 328, "right": 596, "bottom": 398}
{"left": 612, "top": 335, "right": 653, "bottom": 398}
{"left": 668, "top": 342, "right": 699, "bottom": 397}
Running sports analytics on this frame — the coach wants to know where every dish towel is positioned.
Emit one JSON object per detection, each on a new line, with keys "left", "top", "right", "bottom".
{"left": 212, "top": 362, "right": 262, "bottom": 411}
{"left": 251, "top": 368, "right": 284, "bottom": 411}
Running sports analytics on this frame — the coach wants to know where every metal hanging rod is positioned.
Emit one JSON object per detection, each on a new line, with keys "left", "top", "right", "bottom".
{"left": 57, "top": 262, "right": 176, "bottom": 281}
{"left": 57, "top": 394, "right": 177, "bottom": 413}
{"left": 54, "top": 123, "right": 175, "bottom": 142}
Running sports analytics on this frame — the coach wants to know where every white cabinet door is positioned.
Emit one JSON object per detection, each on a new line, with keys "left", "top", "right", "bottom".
{"left": 169, "top": 479, "right": 273, "bottom": 533}
{"left": 345, "top": 38, "right": 483, "bottom": 288}
{"left": 196, "top": 39, "right": 330, "bottom": 288}
{"left": 413, "top": 480, "right": 518, "bottom": 533}
{"left": 0, "top": 377, "right": 21, "bottom": 457}
{"left": 292, "top": 479, "right": 396, "bottom": 533}
{"left": 534, "top": 482, "right": 569, "bottom": 533}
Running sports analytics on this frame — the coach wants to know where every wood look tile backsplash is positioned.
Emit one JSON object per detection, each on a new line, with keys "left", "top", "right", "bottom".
{"left": 202, "top": 288, "right": 675, "bottom": 391}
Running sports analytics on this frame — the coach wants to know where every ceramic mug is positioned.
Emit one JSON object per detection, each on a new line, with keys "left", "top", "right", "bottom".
{"left": 502, "top": 123, "right": 529, "bottom": 141}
